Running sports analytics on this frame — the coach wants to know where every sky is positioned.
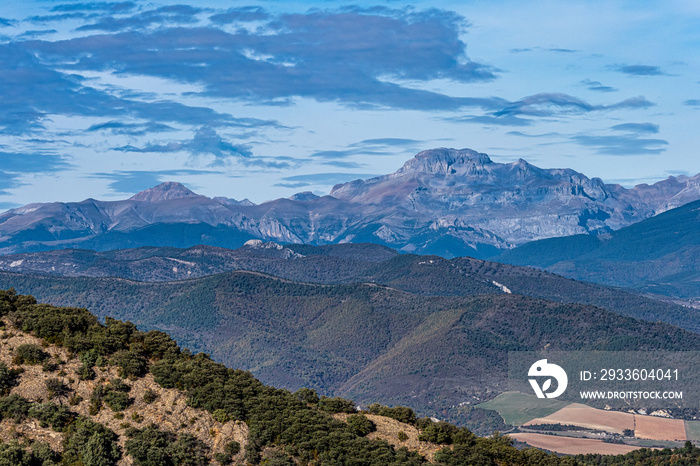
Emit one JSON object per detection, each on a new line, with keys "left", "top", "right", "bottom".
{"left": 0, "top": 0, "right": 698, "bottom": 208}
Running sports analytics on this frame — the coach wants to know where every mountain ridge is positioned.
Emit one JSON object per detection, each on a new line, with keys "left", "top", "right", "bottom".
{"left": 1, "top": 148, "right": 699, "bottom": 257}
{"left": 1, "top": 241, "right": 698, "bottom": 336}
{"left": 497, "top": 198, "right": 700, "bottom": 302}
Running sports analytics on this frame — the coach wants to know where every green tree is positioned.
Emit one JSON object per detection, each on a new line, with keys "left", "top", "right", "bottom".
{"left": 318, "top": 396, "right": 356, "bottom": 414}
{"left": 294, "top": 387, "right": 319, "bottom": 405}
{"left": 170, "top": 433, "right": 210, "bottom": 466}
{"left": 83, "top": 429, "right": 123, "bottom": 466}
{"left": 113, "top": 350, "right": 147, "bottom": 379}
{"left": 63, "top": 418, "right": 121, "bottom": 466}
{"left": 0, "top": 363, "right": 21, "bottom": 396}
{"left": 346, "top": 414, "right": 376, "bottom": 437}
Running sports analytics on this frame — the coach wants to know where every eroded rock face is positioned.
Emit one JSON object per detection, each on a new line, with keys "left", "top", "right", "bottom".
{"left": 1, "top": 148, "right": 699, "bottom": 257}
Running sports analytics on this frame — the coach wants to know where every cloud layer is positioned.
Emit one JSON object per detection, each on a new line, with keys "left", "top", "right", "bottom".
{"left": 0, "top": 1, "right": 689, "bottom": 206}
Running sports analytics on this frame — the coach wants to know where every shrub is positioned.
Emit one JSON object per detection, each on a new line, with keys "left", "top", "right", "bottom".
{"left": 76, "top": 363, "right": 96, "bottom": 381}
{"left": 44, "top": 378, "right": 72, "bottom": 399}
{"left": 212, "top": 408, "right": 230, "bottom": 423}
{"left": 397, "top": 431, "right": 408, "bottom": 442}
{"left": 0, "top": 394, "right": 31, "bottom": 422}
{"left": 294, "top": 387, "right": 319, "bottom": 405}
{"left": 42, "top": 360, "right": 59, "bottom": 372}
{"left": 79, "top": 349, "right": 96, "bottom": 365}
{"left": 223, "top": 441, "right": 240, "bottom": 456}
{"left": 0, "top": 440, "right": 59, "bottom": 465}
{"left": 346, "top": 414, "right": 376, "bottom": 437}
{"left": 0, "top": 362, "right": 21, "bottom": 396}
{"left": 318, "top": 396, "right": 356, "bottom": 414}
{"left": 143, "top": 330, "right": 180, "bottom": 360}
{"left": 214, "top": 452, "right": 232, "bottom": 465}
{"left": 13, "top": 344, "right": 49, "bottom": 365}
{"left": 415, "top": 417, "right": 433, "bottom": 430}
{"left": 63, "top": 417, "right": 122, "bottom": 466}
{"left": 368, "top": 403, "right": 416, "bottom": 424}
{"left": 29, "top": 402, "right": 76, "bottom": 430}
{"left": 418, "top": 421, "right": 457, "bottom": 444}
{"left": 126, "top": 425, "right": 210, "bottom": 466}
{"left": 91, "top": 379, "right": 133, "bottom": 413}
{"left": 143, "top": 389, "right": 158, "bottom": 404}
{"left": 261, "top": 450, "right": 295, "bottom": 465}
{"left": 113, "top": 350, "right": 147, "bottom": 379}
{"left": 103, "top": 385, "right": 132, "bottom": 412}
{"left": 418, "top": 421, "right": 475, "bottom": 445}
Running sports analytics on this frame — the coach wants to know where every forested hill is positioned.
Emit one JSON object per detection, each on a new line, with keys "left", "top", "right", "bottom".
{"left": 0, "top": 241, "right": 697, "bottom": 333}
{"left": 1, "top": 269, "right": 699, "bottom": 433}
{"left": 0, "top": 289, "right": 699, "bottom": 465}
{"left": 496, "top": 198, "right": 700, "bottom": 301}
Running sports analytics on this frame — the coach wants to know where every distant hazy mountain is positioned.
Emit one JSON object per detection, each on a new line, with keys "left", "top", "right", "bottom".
{"left": 1, "top": 148, "right": 698, "bottom": 257}
{"left": 497, "top": 199, "right": 700, "bottom": 301}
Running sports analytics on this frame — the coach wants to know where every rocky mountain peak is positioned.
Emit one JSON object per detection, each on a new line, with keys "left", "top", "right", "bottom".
{"left": 129, "top": 182, "right": 202, "bottom": 202}
{"left": 289, "top": 191, "right": 320, "bottom": 201}
{"left": 398, "top": 148, "right": 493, "bottom": 175}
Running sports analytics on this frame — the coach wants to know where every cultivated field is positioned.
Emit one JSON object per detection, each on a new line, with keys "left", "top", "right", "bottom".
{"left": 510, "top": 433, "right": 641, "bottom": 455}
{"left": 524, "top": 403, "right": 634, "bottom": 434}
{"left": 481, "top": 391, "right": 694, "bottom": 454}
{"left": 635, "top": 415, "right": 686, "bottom": 441}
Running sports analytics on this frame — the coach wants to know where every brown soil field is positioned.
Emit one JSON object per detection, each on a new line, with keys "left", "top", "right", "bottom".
{"left": 524, "top": 403, "right": 634, "bottom": 433}
{"left": 511, "top": 433, "right": 640, "bottom": 455}
{"left": 635, "top": 415, "right": 686, "bottom": 441}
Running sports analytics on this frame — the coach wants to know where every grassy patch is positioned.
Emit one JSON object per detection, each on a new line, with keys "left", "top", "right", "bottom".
{"left": 686, "top": 420, "right": 700, "bottom": 442}
{"left": 477, "top": 391, "right": 568, "bottom": 426}
{"left": 625, "top": 438, "right": 685, "bottom": 449}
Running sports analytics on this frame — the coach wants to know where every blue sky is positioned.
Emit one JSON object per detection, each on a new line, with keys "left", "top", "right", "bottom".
{"left": 0, "top": 0, "right": 698, "bottom": 208}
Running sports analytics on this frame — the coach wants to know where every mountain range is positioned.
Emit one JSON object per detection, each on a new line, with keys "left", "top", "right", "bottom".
{"left": 2, "top": 148, "right": 699, "bottom": 257}
{"left": 497, "top": 198, "right": 700, "bottom": 302}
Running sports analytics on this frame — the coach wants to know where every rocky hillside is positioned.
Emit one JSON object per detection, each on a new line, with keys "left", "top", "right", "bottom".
{"left": 0, "top": 289, "right": 498, "bottom": 465}
{"left": 0, "top": 325, "right": 248, "bottom": 465}
{"left": 1, "top": 148, "right": 699, "bottom": 257}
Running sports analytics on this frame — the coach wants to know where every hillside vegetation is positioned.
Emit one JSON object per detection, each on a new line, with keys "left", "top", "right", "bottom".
{"left": 0, "top": 290, "right": 699, "bottom": 465}
{"left": 1, "top": 268, "right": 699, "bottom": 433}
{"left": 1, "top": 242, "right": 696, "bottom": 334}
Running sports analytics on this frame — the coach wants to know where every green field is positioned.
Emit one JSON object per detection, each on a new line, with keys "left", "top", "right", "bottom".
{"left": 477, "top": 391, "right": 569, "bottom": 426}
{"left": 686, "top": 420, "right": 700, "bottom": 442}
{"left": 627, "top": 439, "right": 685, "bottom": 449}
